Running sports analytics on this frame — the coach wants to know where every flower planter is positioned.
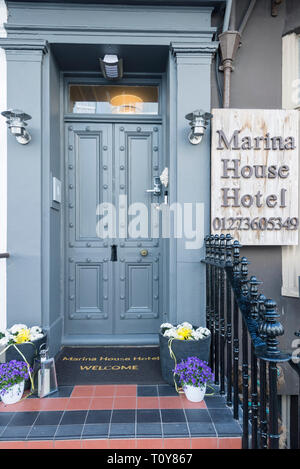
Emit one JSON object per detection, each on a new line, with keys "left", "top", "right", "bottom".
{"left": 1, "top": 380, "right": 25, "bottom": 405}
{"left": 159, "top": 331, "right": 211, "bottom": 386}
{"left": 183, "top": 383, "right": 206, "bottom": 402}
{"left": 5, "top": 335, "right": 47, "bottom": 390}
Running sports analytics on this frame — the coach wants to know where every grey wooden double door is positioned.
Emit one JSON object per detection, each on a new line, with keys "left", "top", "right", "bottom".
{"left": 65, "top": 122, "right": 164, "bottom": 337}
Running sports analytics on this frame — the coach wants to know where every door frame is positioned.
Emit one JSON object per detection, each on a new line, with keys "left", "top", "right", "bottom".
{"left": 61, "top": 73, "right": 169, "bottom": 345}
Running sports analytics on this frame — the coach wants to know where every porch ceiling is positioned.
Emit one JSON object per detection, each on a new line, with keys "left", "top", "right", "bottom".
{"left": 51, "top": 43, "right": 169, "bottom": 73}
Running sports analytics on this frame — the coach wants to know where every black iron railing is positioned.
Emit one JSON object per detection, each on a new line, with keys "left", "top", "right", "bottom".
{"left": 202, "top": 234, "right": 300, "bottom": 450}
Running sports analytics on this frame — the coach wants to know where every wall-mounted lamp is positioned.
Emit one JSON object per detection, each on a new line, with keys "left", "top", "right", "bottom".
{"left": 185, "top": 109, "right": 213, "bottom": 145}
{"left": 99, "top": 54, "right": 123, "bottom": 80}
{"left": 1, "top": 109, "right": 32, "bottom": 144}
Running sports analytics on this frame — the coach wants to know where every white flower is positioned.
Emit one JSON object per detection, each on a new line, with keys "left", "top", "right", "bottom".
{"left": 160, "top": 323, "right": 173, "bottom": 330}
{"left": 30, "top": 326, "right": 42, "bottom": 335}
{"left": 0, "top": 334, "right": 10, "bottom": 346}
{"left": 191, "top": 330, "right": 203, "bottom": 340}
{"left": 8, "top": 324, "right": 27, "bottom": 335}
{"left": 178, "top": 322, "right": 193, "bottom": 330}
{"left": 30, "top": 333, "right": 44, "bottom": 341}
{"left": 163, "top": 328, "right": 178, "bottom": 338}
{"left": 196, "top": 327, "right": 211, "bottom": 337}
{"left": 161, "top": 322, "right": 211, "bottom": 341}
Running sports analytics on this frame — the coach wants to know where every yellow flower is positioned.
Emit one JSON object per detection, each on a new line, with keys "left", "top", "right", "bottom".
{"left": 177, "top": 327, "right": 192, "bottom": 340}
{"left": 15, "top": 328, "right": 31, "bottom": 344}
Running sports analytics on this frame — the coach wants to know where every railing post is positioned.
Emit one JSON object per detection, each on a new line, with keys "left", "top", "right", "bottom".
{"left": 257, "top": 293, "right": 268, "bottom": 449}
{"left": 259, "top": 299, "right": 289, "bottom": 449}
{"left": 210, "top": 234, "right": 216, "bottom": 374}
{"left": 240, "top": 256, "right": 250, "bottom": 449}
{"left": 205, "top": 235, "right": 211, "bottom": 335}
{"left": 232, "top": 240, "right": 241, "bottom": 420}
{"left": 249, "top": 275, "right": 262, "bottom": 449}
{"left": 225, "top": 234, "right": 233, "bottom": 407}
{"left": 219, "top": 234, "right": 226, "bottom": 395}
{"left": 214, "top": 234, "right": 220, "bottom": 386}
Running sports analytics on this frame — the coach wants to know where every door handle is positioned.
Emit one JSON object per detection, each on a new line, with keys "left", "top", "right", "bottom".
{"left": 146, "top": 176, "right": 162, "bottom": 196}
{"left": 110, "top": 244, "right": 118, "bottom": 262}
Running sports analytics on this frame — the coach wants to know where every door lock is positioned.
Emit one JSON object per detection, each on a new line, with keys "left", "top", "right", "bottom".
{"left": 140, "top": 249, "right": 148, "bottom": 257}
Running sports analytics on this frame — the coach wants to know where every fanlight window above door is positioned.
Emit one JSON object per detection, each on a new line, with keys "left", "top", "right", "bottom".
{"left": 69, "top": 85, "right": 159, "bottom": 115}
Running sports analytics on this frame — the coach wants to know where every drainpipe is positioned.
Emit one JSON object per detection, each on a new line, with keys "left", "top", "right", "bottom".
{"left": 222, "top": 0, "right": 233, "bottom": 32}
{"left": 219, "top": 0, "right": 257, "bottom": 108}
{"left": 219, "top": 29, "right": 241, "bottom": 108}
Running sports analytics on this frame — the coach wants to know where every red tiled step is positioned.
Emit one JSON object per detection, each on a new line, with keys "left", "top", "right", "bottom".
{"left": 0, "top": 384, "right": 242, "bottom": 446}
{"left": 0, "top": 385, "right": 207, "bottom": 412}
{"left": 0, "top": 437, "right": 242, "bottom": 450}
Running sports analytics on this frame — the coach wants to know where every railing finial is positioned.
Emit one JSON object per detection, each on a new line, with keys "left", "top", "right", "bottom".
{"left": 225, "top": 234, "right": 233, "bottom": 266}
{"left": 232, "top": 240, "right": 242, "bottom": 277}
{"left": 205, "top": 235, "right": 210, "bottom": 260}
{"left": 240, "top": 256, "right": 250, "bottom": 296}
{"left": 219, "top": 234, "right": 226, "bottom": 263}
{"left": 259, "top": 299, "right": 284, "bottom": 358}
{"left": 210, "top": 234, "right": 216, "bottom": 261}
{"left": 258, "top": 293, "right": 267, "bottom": 339}
{"left": 214, "top": 234, "right": 220, "bottom": 263}
{"left": 249, "top": 276, "right": 262, "bottom": 321}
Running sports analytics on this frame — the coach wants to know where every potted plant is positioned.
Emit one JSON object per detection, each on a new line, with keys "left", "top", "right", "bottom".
{"left": 0, "top": 360, "right": 33, "bottom": 405}
{"left": 0, "top": 324, "right": 46, "bottom": 390}
{"left": 174, "top": 356, "right": 214, "bottom": 402}
{"left": 159, "top": 322, "right": 211, "bottom": 386}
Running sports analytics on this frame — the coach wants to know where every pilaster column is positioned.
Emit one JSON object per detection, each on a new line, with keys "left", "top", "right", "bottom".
{"left": 170, "top": 40, "right": 217, "bottom": 325}
{"left": 0, "top": 38, "right": 48, "bottom": 327}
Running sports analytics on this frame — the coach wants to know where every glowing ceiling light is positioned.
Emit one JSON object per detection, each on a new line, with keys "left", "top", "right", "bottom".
{"left": 111, "top": 94, "right": 143, "bottom": 113}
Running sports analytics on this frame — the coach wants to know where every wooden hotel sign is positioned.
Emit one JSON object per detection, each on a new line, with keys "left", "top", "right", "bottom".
{"left": 211, "top": 109, "right": 299, "bottom": 245}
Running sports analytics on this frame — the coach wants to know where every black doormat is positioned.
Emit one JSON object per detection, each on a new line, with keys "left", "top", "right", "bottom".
{"left": 55, "top": 346, "right": 166, "bottom": 385}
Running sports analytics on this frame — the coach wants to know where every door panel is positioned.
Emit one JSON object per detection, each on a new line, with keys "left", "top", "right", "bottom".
{"left": 76, "top": 133, "right": 102, "bottom": 240}
{"left": 65, "top": 122, "right": 163, "bottom": 338}
{"left": 75, "top": 263, "right": 104, "bottom": 315}
{"left": 65, "top": 123, "right": 113, "bottom": 335}
{"left": 115, "top": 124, "right": 161, "bottom": 245}
{"left": 114, "top": 124, "right": 162, "bottom": 334}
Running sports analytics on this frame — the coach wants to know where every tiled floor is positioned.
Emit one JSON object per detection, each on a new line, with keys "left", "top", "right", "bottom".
{"left": 0, "top": 384, "right": 242, "bottom": 449}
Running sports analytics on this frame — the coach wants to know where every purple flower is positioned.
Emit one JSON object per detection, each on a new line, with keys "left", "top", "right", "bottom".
{"left": 173, "top": 356, "right": 214, "bottom": 388}
{"left": 0, "top": 360, "right": 33, "bottom": 395}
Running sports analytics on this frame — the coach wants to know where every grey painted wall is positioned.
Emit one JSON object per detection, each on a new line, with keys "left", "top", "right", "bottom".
{"left": 284, "top": 0, "right": 300, "bottom": 35}
{"left": 49, "top": 50, "right": 61, "bottom": 321}
{"left": 5, "top": 46, "right": 45, "bottom": 328}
